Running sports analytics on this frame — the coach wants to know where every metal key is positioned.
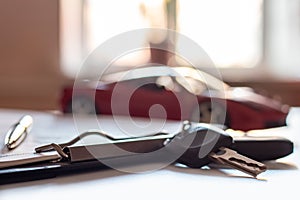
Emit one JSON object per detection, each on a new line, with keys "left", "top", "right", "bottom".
{"left": 167, "top": 121, "right": 267, "bottom": 177}
{"left": 209, "top": 147, "right": 266, "bottom": 177}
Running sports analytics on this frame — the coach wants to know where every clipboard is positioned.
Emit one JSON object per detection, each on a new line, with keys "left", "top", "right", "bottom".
{"left": 0, "top": 135, "right": 170, "bottom": 184}
{"left": 0, "top": 124, "right": 294, "bottom": 185}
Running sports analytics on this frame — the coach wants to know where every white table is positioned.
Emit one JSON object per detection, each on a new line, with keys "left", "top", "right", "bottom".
{"left": 0, "top": 108, "right": 299, "bottom": 200}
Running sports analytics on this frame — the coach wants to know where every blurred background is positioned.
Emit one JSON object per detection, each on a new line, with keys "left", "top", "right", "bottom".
{"left": 1, "top": 0, "right": 300, "bottom": 111}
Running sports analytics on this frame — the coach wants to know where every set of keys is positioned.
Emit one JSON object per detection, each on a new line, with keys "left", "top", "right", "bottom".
{"left": 168, "top": 121, "right": 267, "bottom": 177}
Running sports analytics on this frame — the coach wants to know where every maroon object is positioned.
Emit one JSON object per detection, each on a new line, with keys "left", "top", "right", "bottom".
{"left": 60, "top": 66, "right": 289, "bottom": 131}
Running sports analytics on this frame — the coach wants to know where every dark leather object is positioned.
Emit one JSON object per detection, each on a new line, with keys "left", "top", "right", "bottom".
{"left": 231, "top": 136, "right": 293, "bottom": 161}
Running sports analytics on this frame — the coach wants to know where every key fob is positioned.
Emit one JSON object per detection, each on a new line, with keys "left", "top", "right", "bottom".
{"left": 166, "top": 121, "right": 233, "bottom": 168}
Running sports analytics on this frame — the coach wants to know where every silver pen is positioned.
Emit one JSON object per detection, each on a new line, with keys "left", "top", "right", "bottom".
{"left": 4, "top": 115, "right": 33, "bottom": 150}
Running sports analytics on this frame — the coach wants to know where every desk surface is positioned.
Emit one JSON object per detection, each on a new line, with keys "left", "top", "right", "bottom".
{"left": 0, "top": 108, "right": 299, "bottom": 200}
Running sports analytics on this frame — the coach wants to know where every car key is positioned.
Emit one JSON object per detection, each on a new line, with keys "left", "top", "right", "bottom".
{"left": 166, "top": 121, "right": 267, "bottom": 177}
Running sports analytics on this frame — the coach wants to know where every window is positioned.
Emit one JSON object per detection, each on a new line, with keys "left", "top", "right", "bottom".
{"left": 264, "top": 0, "right": 300, "bottom": 79}
{"left": 60, "top": 0, "right": 300, "bottom": 80}
{"left": 177, "top": 0, "right": 263, "bottom": 69}
{"left": 60, "top": 0, "right": 166, "bottom": 77}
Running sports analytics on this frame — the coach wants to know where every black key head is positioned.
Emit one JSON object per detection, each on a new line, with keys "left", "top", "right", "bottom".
{"left": 166, "top": 121, "right": 233, "bottom": 168}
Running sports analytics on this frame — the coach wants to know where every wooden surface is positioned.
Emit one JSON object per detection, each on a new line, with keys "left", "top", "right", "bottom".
{"left": 0, "top": 0, "right": 63, "bottom": 110}
{"left": 229, "top": 81, "right": 300, "bottom": 107}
